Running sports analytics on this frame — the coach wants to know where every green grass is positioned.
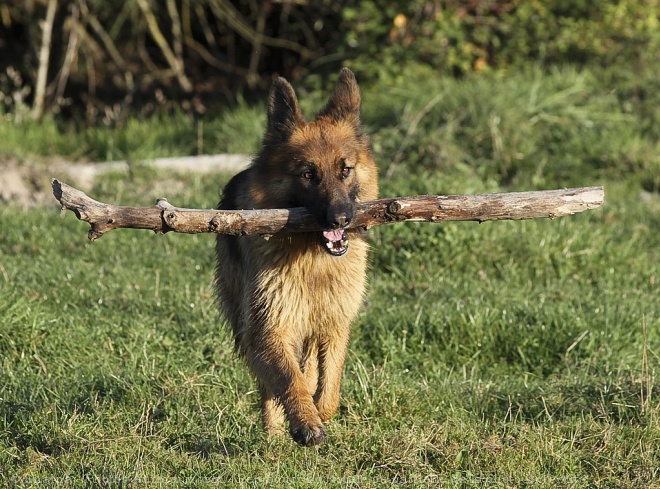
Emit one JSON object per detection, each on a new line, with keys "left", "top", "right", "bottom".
{"left": 1, "top": 66, "right": 659, "bottom": 487}
{"left": 0, "top": 99, "right": 265, "bottom": 162}
{"left": 3, "top": 64, "right": 660, "bottom": 191}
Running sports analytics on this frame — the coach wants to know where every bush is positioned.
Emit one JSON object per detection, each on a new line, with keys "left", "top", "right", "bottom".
{"left": 1, "top": 1, "right": 658, "bottom": 116}
{"left": 341, "top": 0, "right": 660, "bottom": 81}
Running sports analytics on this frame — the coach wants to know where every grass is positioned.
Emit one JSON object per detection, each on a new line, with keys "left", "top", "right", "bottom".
{"left": 0, "top": 99, "right": 265, "bottom": 162}
{"left": 1, "top": 65, "right": 659, "bottom": 487}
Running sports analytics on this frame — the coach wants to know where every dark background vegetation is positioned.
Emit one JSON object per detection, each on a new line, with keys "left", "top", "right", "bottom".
{"left": 2, "top": 0, "right": 659, "bottom": 118}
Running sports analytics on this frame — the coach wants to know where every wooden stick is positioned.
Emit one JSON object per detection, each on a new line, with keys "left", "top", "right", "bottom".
{"left": 51, "top": 179, "right": 604, "bottom": 241}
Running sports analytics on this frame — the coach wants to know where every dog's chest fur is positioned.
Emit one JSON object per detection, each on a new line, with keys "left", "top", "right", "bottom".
{"left": 239, "top": 232, "right": 369, "bottom": 339}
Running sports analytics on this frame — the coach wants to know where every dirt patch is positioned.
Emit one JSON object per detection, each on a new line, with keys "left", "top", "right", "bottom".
{"left": 0, "top": 158, "right": 54, "bottom": 209}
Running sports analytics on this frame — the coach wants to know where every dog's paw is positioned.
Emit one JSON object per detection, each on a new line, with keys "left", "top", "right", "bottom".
{"left": 290, "top": 424, "right": 326, "bottom": 447}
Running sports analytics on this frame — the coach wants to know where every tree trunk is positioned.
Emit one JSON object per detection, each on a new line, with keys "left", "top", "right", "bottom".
{"left": 32, "top": 0, "right": 59, "bottom": 120}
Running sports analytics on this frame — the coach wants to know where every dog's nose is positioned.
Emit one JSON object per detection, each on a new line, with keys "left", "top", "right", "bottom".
{"left": 328, "top": 210, "right": 353, "bottom": 229}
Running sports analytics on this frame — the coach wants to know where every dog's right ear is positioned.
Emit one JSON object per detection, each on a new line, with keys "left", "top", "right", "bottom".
{"left": 265, "top": 77, "right": 306, "bottom": 144}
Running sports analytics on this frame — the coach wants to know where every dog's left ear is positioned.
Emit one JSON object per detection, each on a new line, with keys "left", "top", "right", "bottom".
{"left": 318, "top": 68, "right": 361, "bottom": 128}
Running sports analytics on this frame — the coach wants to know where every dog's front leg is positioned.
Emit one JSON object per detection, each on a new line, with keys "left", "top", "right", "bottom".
{"left": 247, "top": 337, "right": 326, "bottom": 446}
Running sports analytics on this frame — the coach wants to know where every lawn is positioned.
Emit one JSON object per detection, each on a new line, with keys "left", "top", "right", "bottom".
{"left": 1, "top": 65, "right": 658, "bottom": 487}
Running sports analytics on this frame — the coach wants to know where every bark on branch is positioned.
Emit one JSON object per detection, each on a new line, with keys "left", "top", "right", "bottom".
{"left": 51, "top": 179, "right": 604, "bottom": 241}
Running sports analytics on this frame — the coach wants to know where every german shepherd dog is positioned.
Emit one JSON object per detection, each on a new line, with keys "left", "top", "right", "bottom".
{"left": 215, "top": 68, "right": 378, "bottom": 446}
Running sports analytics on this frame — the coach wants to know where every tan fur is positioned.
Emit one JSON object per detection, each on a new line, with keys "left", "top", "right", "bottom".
{"left": 215, "top": 69, "right": 378, "bottom": 446}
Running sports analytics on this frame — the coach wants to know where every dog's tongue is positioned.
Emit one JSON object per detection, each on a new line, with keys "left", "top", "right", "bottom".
{"left": 322, "top": 230, "right": 344, "bottom": 242}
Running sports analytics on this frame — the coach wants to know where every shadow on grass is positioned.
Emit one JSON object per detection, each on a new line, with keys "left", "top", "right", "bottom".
{"left": 0, "top": 401, "right": 73, "bottom": 457}
{"left": 165, "top": 432, "right": 257, "bottom": 458}
{"left": 467, "top": 375, "right": 654, "bottom": 425}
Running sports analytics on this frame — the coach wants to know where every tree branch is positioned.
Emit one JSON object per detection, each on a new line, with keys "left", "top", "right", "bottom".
{"left": 51, "top": 179, "right": 604, "bottom": 241}
{"left": 208, "top": 0, "right": 312, "bottom": 59}
{"left": 137, "top": 0, "right": 193, "bottom": 93}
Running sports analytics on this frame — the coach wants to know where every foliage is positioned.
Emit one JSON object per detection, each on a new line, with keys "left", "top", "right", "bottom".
{"left": 1, "top": 0, "right": 658, "bottom": 118}
{"left": 341, "top": 0, "right": 660, "bottom": 80}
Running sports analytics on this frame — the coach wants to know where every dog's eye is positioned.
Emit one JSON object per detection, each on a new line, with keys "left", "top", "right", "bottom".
{"left": 302, "top": 170, "right": 315, "bottom": 181}
{"left": 340, "top": 166, "right": 352, "bottom": 179}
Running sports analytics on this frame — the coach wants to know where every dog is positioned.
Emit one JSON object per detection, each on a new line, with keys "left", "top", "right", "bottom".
{"left": 215, "top": 68, "right": 378, "bottom": 446}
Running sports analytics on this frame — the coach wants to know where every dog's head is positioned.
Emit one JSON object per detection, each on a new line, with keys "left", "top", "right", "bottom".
{"left": 254, "top": 68, "right": 378, "bottom": 256}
